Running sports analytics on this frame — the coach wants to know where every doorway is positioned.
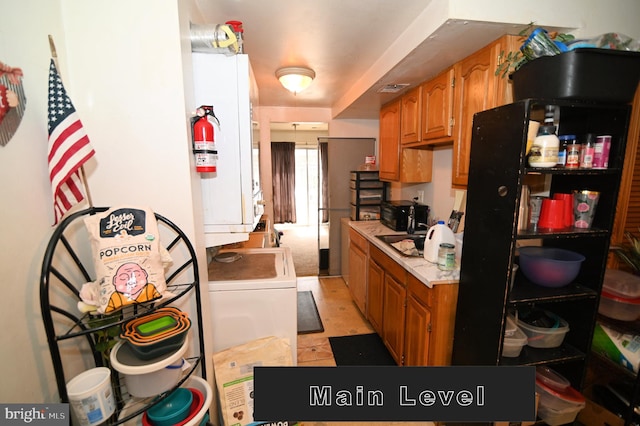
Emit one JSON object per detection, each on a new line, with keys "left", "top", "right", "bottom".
{"left": 270, "top": 122, "right": 328, "bottom": 276}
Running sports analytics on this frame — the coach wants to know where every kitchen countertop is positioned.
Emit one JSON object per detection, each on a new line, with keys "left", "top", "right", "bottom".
{"left": 348, "top": 220, "right": 460, "bottom": 288}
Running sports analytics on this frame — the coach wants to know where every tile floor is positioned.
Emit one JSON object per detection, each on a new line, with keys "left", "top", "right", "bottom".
{"left": 296, "top": 275, "right": 436, "bottom": 426}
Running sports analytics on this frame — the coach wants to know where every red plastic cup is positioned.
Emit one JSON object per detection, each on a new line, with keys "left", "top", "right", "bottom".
{"left": 553, "top": 193, "right": 574, "bottom": 228}
{"left": 538, "top": 198, "right": 566, "bottom": 230}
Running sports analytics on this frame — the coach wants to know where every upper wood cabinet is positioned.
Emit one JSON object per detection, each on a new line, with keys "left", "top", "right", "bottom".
{"left": 379, "top": 99, "right": 401, "bottom": 181}
{"left": 400, "top": 86, "right": 422, "bottom": 144}
{"left": 379, "top": 98, "right": 433, "bottom": 183}
{"left": 451, "top": 34, "right": 518, "bottom": 187}
{"left": 378, "top": 34, "right": 518, "bottom": 187}
{"left": 421, "top": 68, "right": 455, "bottom": 143}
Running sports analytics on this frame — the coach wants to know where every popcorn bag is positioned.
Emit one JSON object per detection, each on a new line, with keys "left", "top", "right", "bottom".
{"left": 83, "top": 206, "right": 170, "bottom": 314}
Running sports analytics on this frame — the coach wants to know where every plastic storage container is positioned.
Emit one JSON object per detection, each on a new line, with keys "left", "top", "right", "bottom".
{"left": 67, "top": 367, "right": 116, "bottom": 426}
{"left": 516, "top": 311, "right": 570, "bottom": 348}
{"left": 603, "top": 268, "right": 640, "bottom": 298}
{"left": 110, "top": 337, "right": 188, "bottom": 398}
{"left": 536, "top": 366, "right": 570, "bottom": 391}
{"left": 502, "top": 316, "right": 528, "bottom": 357}
{"left": 536, "top": 379, "right": 585, "bottom": 425}
{"left": 598, "top": 289, "right": 640, "bottom": 321}
{"left": 511, "top": 48, "right": 640, "bottom": 103}
{"left": 518, "top": 246, "right": 584, "bottom": 288}
{"left": 119, "top": 376, "right": 212, "bottom": 426}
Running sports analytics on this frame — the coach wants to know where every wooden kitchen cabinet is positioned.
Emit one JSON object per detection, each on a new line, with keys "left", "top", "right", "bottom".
{"left": 382, "top": 272, "right": 406, "bottom": 364}
{"left": 451, "top": 34, "right": 518, "bottom": 187}
{"left": 367, "top": 258, "right": 384, "bottom": 334}
{"left": 370, "top": 244, "right": 407, "bottom": 365}
{"left": 400, "top": 86, "right": 421, "bottom": 144}
{"left": 421, "top": 68, "right": 455, "bottom": 143}
{"left": 379, "top": 99, "right": 401, "bottom": 181}
{"left": 349, "top": 227, "right": 459, "bottom": 367}
{"left": 348, "top": 227, "right": 368, "bottom": 315}
{"left": 378, "top": 34, "right": 518, "bottom": 186}
{"left": 379, "top": 98, "right": 433, "bottom": 183}
{"left": 404, "top": 280, "right": 432, "bottom": 366}
{"left": 405, "top": 274, "right": 458, "bottom": 366}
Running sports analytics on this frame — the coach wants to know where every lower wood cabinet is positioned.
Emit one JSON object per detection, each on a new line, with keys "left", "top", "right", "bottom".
{"left": 382, "top": 270, "right": 406, "bottom": 364}
{"left": 404, "top": 280, "right": 432, "bottom": 366}
{"left": 362, "top": 241, "right": 458, "bottom": 366}
{"left": 367, "top": 259, "right": 384, "bottom": 334}
{"left": 348, "top": 228, "right": 368, "bottom": 314}
{"left": 406, "top": 274, "right": 458, "bottom": 366}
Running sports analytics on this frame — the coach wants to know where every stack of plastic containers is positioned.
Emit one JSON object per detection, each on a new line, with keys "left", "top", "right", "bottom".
{"left": 535, "top": 366, "right": 586, "bottom": 425}
{"left": 598, "top": 269, "right": 640, "bottom": 321}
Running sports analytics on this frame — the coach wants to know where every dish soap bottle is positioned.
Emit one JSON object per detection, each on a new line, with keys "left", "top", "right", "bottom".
{"left": 528, "top": 105, "right": 559, "bottom": 168}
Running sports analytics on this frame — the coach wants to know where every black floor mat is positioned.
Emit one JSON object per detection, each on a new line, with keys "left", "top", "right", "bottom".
{"left": 297, "top": 291, "right": 324, "bottom": 334}
{"left": 329, "top": 333, "right": 397, "bottom": 366}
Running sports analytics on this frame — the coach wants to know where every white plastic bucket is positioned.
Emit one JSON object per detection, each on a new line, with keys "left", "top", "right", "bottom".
{"left": 67, "top": 367, "right": 115, "bottom": 426}
{"left": 110, "top": 337, "right": 189, "bottom": 398}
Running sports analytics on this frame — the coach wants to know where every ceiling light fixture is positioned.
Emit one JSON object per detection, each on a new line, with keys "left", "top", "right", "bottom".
{"left": 275, "top": 66, "right": 315, "bottom": 94}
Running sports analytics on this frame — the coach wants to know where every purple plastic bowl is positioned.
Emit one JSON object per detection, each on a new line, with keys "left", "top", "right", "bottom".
{"left": 518, "top": 247, "right": 585, "bottom": 288}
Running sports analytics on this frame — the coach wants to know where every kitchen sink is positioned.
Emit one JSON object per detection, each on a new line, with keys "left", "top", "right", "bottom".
{"left": 376, "top": 234, "right": 425, "bottom": 257}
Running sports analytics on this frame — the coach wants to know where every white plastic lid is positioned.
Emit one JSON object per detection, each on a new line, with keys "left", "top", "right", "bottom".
{"left": 603, "top": 269, "right": 640, "bottom": 299}
{"left": 601, "top": 289, "right": 640, "bottom": 305}
{"left": 536, "top": 379, "right": 585, "bottom": 404}
{"left": 110, "top": 336, "right": 188, "bottom": 375}
{"left": 536, "top": 366, "right": 570, "bottom": 391}
{"left": 504, "top": 316, "right": 518, "bottom": 337}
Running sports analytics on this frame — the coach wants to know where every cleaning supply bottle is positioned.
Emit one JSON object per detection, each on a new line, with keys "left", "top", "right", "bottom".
{"left": 424, "top": 221, "right": 456, "bottom": 263}
{"left": 528, "top": 105, "right": 559, "bottom": 168}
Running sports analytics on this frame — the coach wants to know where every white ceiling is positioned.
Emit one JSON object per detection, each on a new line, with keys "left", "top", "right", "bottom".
{"left": 191, "top": 0, "right": 535, "bottom": 119}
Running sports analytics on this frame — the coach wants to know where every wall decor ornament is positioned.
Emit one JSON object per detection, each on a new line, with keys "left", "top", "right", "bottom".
{"left": 0, "top": 60, "right": 26, "bottom": 146}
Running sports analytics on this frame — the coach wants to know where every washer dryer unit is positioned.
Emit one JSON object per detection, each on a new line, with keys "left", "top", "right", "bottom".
{"left": 207, "top": 247, "right": 297, "bottom": 364}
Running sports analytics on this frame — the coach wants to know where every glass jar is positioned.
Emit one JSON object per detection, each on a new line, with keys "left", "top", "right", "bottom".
{"left": 438, "top": 243, "right": 456, "bottom": 271}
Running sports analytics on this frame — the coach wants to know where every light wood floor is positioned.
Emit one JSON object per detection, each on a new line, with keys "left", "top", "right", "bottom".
{"left": 296, "top": 276, "right": 436, "bottom": 426}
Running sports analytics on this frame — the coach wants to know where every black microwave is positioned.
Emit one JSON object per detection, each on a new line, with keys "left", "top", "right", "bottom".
{"left": 380, "top": 200, "right": 430, "bottom": 232}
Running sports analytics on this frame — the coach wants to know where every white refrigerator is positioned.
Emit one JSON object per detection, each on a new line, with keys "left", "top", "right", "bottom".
{"left": 192, "top": 53, "right": 263, "bottom": 247}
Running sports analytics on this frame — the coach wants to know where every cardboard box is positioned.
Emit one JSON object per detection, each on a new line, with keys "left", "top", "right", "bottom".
{"left": 577, "top": 398, "right": 624, "bottom": 426}
{"left": 212, "top": 336, "right": 294, "bottom": 426}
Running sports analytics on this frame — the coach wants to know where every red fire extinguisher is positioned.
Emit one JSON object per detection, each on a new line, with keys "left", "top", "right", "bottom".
{"left": 191, "top": 105, "right": 220, "bottom": 173}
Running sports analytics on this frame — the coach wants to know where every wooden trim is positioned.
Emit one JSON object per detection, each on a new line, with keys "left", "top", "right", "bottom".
{"left": 610, "top": 84, "right": 640, "bottom": 268}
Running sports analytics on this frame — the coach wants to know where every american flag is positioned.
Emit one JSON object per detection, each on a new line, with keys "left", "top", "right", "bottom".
{"left": 47, "top": 59, "right": 95, "bottom": 225}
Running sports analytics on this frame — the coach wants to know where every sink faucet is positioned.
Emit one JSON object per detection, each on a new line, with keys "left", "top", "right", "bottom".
{"left": 407, "top": 197, "right": 418, "bottom": 234}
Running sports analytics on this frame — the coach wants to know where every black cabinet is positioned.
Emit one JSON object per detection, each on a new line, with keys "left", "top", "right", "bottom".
{"left": 452, "top": 99, "right": 630, "bottom": 395}
{"left": 350, "top": 171, "right": 386, "bottom": 221}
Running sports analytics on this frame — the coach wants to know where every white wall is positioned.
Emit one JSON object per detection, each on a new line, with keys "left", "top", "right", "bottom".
{"left": 0, "top": 0, "right": 215, "bottom": 404}
{"left": 0, "top": 0, "right": 65, "bottom": 403}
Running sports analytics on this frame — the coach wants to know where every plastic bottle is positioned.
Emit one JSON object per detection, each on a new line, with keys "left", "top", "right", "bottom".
{"left": 580, "top": 133, "right": 596, "bottom": 169}
{"left": 565, "top": 136, "right": 580, "bottom": 169}
{"left": 424, "top": 221, "right": 456, "bottom": 263}
{"left": 557, "top": 135, "right": 571, "bottom": 167}
{"left": 593, "top": 135, "right": 611, "bottom": 169}
{"left": 528, "top": 106, "right": 559, "bottom": 168}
